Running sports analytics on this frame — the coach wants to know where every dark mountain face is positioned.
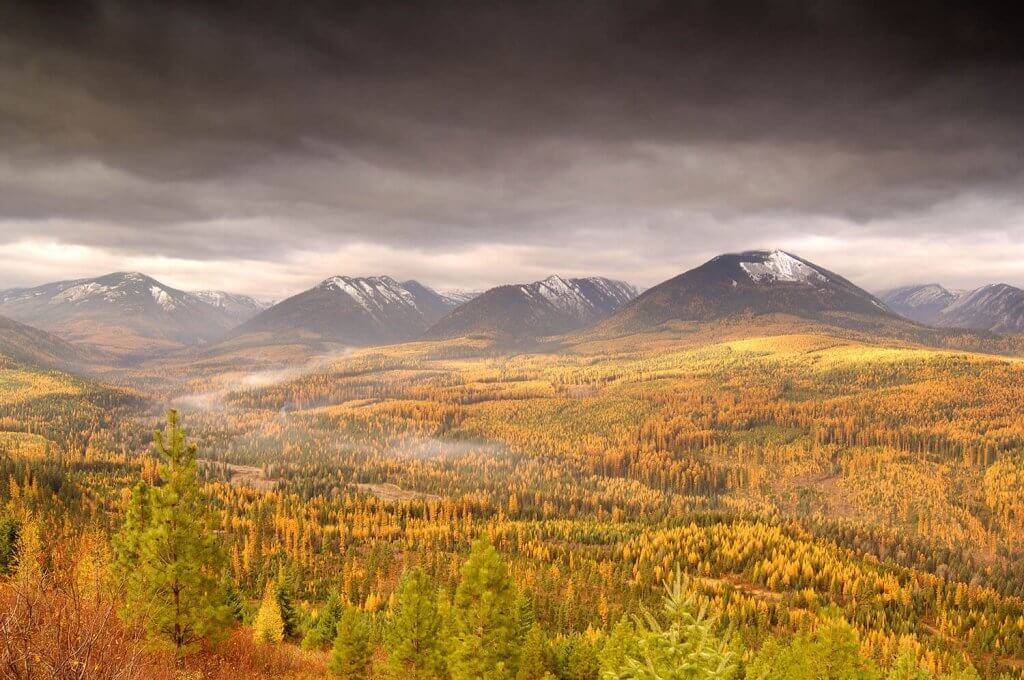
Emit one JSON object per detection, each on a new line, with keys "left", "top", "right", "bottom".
{"left": 230, "top": 276, "right": 459, "bottom": 346}
{"left": 426, "top": 275, "right": 639, "bottom": 340}
{"left": 0, "top": 272, "right": 236, "bottom": 356}
{"left": 935, "top": 284, "right": 1024, "bottom": 333}
{"left": 598, "top": 250, "right": 891, "bottom": 334}
{"left": 190, "top": 291, "right": 272, "bottom": 325}
{"left": 879, "top": 284, "right": 960, "bottom": 324}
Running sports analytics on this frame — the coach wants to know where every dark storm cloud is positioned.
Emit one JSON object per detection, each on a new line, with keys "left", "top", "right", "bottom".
{"left": 1, "top": 0, "right": 1023, "bottom": 292}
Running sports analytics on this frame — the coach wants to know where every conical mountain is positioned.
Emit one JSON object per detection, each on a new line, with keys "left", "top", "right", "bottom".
{"left": 597, "top": 250, "right": 891, "bottom": 334}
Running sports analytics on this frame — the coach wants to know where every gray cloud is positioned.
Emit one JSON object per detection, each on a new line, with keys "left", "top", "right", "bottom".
{"left": 1, "top": 1, "right": 1023, "bottom": 295}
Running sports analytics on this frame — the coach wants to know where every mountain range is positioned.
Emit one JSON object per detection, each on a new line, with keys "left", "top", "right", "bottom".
{"left": 880, "top": 283, "right": 1024, "bottom": 332}
{"left": 2, "top": 252, "right": 1023, "bottom": 368}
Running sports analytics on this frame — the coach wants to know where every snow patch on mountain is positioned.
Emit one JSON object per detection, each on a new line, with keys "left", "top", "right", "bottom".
{"left": 740, "top": 250, "right": 825, "bottom": 285}
{"left": 150, "top": 285, "right": 179, "bottom": 311}
{"left": 53, "top": 282, "right": 108, "bottom": 303}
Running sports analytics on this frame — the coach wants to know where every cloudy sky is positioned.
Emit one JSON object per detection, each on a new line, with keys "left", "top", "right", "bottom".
{"left": 2, "top": 1, "right": 1023, "bottom": 298}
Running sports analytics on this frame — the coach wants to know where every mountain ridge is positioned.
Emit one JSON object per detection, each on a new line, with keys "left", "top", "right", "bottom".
{"left": 0, "top": 272, "right": 238, "bottom": 357}
{"left": 881, "top": 282, "right": 1024, "bottom": 333}
{"left": 228, "top": 275, "right": 459, "bottom": 347}
{"left": 426, "top": 275, "right": 639, "bottom": 340}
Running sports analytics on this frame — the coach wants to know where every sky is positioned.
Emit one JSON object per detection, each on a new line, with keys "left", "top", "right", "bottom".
{"left": 2, "top": 0, "right": 1023, "bottom": 298}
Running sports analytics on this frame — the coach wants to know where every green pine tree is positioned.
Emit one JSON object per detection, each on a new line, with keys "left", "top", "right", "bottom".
{"left": 602, "top": 571, "right": 737, "bottom": 680}
{"left": 303, "top": 590, "right": 345, "bottom": 649}
{"left": 275, "top": 572, "right": 299, "bottom": 638}
{"left": 0, "top": 515, "right": 18, "bottom": 575}
{"left": 384, "top": 567, "right": 446, "bottom": 679}
{"left": 598, "top": 616, "right": 640, "bottom": 673}
{"left": 515, "top": 592, "right": 537, "bottom": 640}
{"left": 222, "top": 572, "right": 245, "bottom": 623}
{"left": 113, "top": 410, "right": 229, "bottom": 664}
{"left": 516, "top": 623, "right": 551, "bottom": 680}
{"left": 746, "top": 617, "right": 876, "bottom": 680}
{"left": 330, "top": 605, "right": 372, "bottom": 678}
{"left": 554, "top": 634, "right": 599, "bottom": 680}
{"left": 449, "top": 537, "right": 523, "bottom": 680}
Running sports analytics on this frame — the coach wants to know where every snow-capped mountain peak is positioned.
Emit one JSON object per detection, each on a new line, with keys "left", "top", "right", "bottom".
{"left": 319, "top": 275, "right": 420, "bottom": 317}
{"left": 234, "top": 276, "right": 458, "bottom": 345}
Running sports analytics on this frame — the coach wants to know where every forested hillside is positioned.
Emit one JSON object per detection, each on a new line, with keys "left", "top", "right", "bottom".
{"left": 3, "top": 325, "right": 1024, "bottom": 678}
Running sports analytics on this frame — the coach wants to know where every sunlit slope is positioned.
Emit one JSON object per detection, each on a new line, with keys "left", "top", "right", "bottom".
{"left": 229, "top": 332, "right": 1024, "bottom": 561}
{"left": 0, "top": 357, "right": 143, "bottom": 455}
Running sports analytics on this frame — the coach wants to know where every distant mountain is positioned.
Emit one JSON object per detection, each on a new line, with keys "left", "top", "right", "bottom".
{"left": 426, "top": 275, "right": 639, "bottom": 340}
{"left": 439, "top": 288, "right": 483, "bottom": 305}
{"left": 0, "top": 272, "right": 236, "bottom": 356}
{"left": 229, "top": 276, "right": 459, "bottom": 346}
{"left": 596, "top": 250, "right": 891, "bottom": 335}
{"left": 879, "top": 284, "right": 960, "bottom": 324}
{"left": 934, "top": 284, "right": 1024, "bottom": 333}
{"left": 191, "top": 290, "right": 272, "bottom": 324}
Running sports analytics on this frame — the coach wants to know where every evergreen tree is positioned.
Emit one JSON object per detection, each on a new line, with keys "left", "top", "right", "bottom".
{"left": 516, "top": 623, "right": 551, "bottom": 680}
{"left": 0, "top": 515, "right": 18, "bottom": 575}
{"left": 449, "top": 537, "right": 523, "bottom": 680}
{"left": 113, "top": 410, "right": 229, "bottom": 663}
{"left": 553, "top": 634, "right": 599, "bottom": 680}
{"left": 330, "top": 605, "right": 372, "bottom": 678}
{"left": 303, "top": 590, "right": 345, "bottom": 649}
{"left": 222, "top": 572, "right": 245, "bottom": 623}
{"left": 599, "top": 616, "right": 640, "bottom": 673}
{"left": 602, "top": 572, "right": 737, "bottom": 680}
{"left": 275, "top": 572, "right": 300, "bottom": 638}
{"left": 746, "top": 617, "right": 876, "bottom": 680}
{"left": 113, "top": 482, "right": 152, "bottom": 564}
{"left": 253, "top": 579, "right": 285, "bottom": 644}
{"left": 515, "top": 592, "right": 537, "bottom": 640}
{"left": 384, "top": 567, "right": 445, "bottom": 679}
